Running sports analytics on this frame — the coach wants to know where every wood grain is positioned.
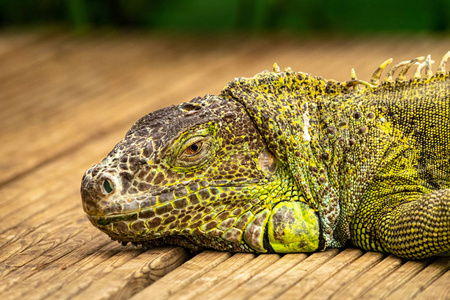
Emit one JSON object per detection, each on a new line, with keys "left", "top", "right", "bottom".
{"left": 361, "top": 259, "right": 432, "bottom": 299}
{"left": 246, "top": 249, "right": 340, "bottom": 300}
{"left": 330, "top": 254, "right": 404, "bottom": 299}
{"left": 71, "top": 247, "right": 184, "bottom": 300}
{"left": 279, "top": 248, "right": 363, "bottom": 299}
{"left": 416, "top": 269, "right": 450, "bottom": 300}
{"left": 130, "top": 251, "right": 232, "bottom": 300}
{"left": 222, "top": 254, "right": 303, "bottom": 300}
{"left": 386, "top": 257, "right": 450, "bottom": 300}
{"left": 306, "top": 251, "right": 385, "bottom": 300}
{"left": 167, "top": 253, "right": 256, "bottom": 300}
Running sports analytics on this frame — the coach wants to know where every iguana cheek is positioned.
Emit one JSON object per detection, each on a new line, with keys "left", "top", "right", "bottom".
{"left": 267, "top": 201, "right": 320, "bottom": 253}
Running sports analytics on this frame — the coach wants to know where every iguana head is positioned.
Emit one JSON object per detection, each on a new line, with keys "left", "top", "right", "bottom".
{"left": 81, "top": 93, "right": 321, "bottom": 253}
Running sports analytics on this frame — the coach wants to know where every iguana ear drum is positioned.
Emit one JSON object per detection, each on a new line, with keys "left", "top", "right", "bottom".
{"left": 258, "top": 149, "right": 277, "bottom": 174}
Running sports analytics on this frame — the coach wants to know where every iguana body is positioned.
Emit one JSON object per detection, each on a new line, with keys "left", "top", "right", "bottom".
{"left": 81, "top": 52, "right": 450, "bottom": 259}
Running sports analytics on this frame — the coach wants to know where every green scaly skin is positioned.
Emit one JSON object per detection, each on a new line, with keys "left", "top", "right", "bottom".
{"left": 81, "top": 52, "right": 450, "bottom": 259}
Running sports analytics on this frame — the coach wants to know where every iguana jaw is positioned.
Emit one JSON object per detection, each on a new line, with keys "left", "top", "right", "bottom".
{"left": 84, "top": 169, "right": 323, "bottom": 254}
{"left": 83, "top": 179, "right": 266, "bottom": 233}
{"left": 82, "top": 179, "right": 269, "bottom": 249}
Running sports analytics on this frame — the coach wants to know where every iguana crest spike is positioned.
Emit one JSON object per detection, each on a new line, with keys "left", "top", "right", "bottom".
{"left": 397, "top": 57, "right": 424, "bottom": 81}
{"left": 273, "top": 62, "right": 281, "bottom": 73}
{"left": 350, "top": 68, "right": 360, "bottom": 91}
{"left": 413, "top": 55, "right": 434, "bottom": 79}
{"left": 385, "top": 57, "right": 423, "bottom": 82}
{"left": 370, "top": 58, "right": 393, "bottom": 85}
{"left": 81, "top": 51, "right": 450, "bottom": 259}
{"left": 437, "top": 50, "right": 450, "bottom": 75}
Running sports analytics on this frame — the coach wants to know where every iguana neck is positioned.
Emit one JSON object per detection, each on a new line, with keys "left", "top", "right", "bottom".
{"left": 222, "top": 71, "right": 351, "bottom": 246}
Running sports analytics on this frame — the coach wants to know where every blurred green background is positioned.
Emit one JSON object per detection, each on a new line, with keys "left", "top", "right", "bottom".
{"left": 0, "top": 0, "right": 449, "bottom": 33}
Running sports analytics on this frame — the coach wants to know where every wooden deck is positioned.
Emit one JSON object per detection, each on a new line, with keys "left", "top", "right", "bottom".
{"left": 0, "top": 30, "right": 449, "bottom": 300}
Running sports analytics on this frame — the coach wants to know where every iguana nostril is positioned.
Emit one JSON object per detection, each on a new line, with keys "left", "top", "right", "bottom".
{"left": 102, "top": 178, "right": 115, "bottom": 195}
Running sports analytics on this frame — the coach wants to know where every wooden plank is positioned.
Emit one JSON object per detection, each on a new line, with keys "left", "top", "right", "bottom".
{"left": 0, "top": 34, "right": 167, "bottom": 114}
{"left": 1, "top": 231, "right": 109, "bottom": 299}
{"left": 222, "top": 254, "right": 305, "bottom": 300}
{"left": 71, "top": 247, "right": 186, "bottom": 300}
{"left": 12, "top": 241, "right": 140, "bottom": 300}
{"left": 167, "top": 253, "right": 256, "bottom": 300}
{"left": 0, "top": 30, "right": 55, "bottom": 57}
{"left": 386, "top": 257, "right": 450, "bottom": 300}
{"left": 13, "top": 247, "right": 185, "bottom": 300}
{"left": 279, "top": 248, "right": 363, "bottom": 299}
{"left": 0, "top": 157, "right": 110, "bottom": 234}
{"left": 149, "top": 247, "right": 190, "bottom": 281}
{"left": 42, "top": 245, "right": 146, "bottom": 300}
{"left": 307, "top": 251, "right": 386, "bottom": 300}
{"left": 0, "top": 208, "right": 82, "bottom": 280}
{"left": 129, "top": 251, "right": 232, "bottom": 300}
{"left": 0, "top": 219, "right": 109, "bottom": 294}
{"left": 0, "top": 202, "right": 84, "bottom": 257}
{"left": 415, "top": 269, "right": 450, "bottom": 300}
{"left": 360, "top": 258, "right": 432, "bottom": 299}
{"left": 330, "top": 255, "right": 404, "bottom": 300}
{"left": 246, "top": 249, "right": 340, "bottom": 300}
{"left": 0, "top": 113, "right": 142, "bottom": 261}
{"left": 0, "top": 44, "right": 159, "bottom": 183}
{"left": 0, "top": 30, "right": 66, "bottom": 81}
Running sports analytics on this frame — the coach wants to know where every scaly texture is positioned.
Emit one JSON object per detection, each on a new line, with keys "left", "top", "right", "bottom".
{"left": 81, "top": 52, "right": 450, "bottom": 259}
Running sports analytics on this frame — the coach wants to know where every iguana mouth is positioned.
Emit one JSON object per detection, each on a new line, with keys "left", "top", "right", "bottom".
{"left": 107, "top": 232, "right": 251, "bottom": 253}
{"left": 88, "top": 211, "right": 139, "bottom": 226}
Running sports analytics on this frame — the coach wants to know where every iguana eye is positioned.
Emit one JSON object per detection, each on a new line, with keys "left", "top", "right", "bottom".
{"left": 169, "top": 136, "right": 214, "bottom": 170}
{"left": 183, "top": 142, "right": 203, "bottom": 156}
{"left": 180, "top": 139, "right": 206, "bottom": 159}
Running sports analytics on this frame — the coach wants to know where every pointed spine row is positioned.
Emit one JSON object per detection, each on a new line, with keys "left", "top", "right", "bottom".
{"left": 341, "top": 50, "right": 450, "bottom": 91}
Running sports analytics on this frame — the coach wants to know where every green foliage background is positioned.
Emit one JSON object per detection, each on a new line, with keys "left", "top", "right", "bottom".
{"left": 0, "top": 0, "right": 449, "bottom": 33}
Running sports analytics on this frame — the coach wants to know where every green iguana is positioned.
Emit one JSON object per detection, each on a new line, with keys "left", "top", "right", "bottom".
{"left": 81, "top": 52, "right": 450, "bottom": 259}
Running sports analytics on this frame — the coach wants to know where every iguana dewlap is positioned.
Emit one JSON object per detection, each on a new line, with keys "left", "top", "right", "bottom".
{"left": 81, "top": 52, "right": 450, "bottom": 259}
